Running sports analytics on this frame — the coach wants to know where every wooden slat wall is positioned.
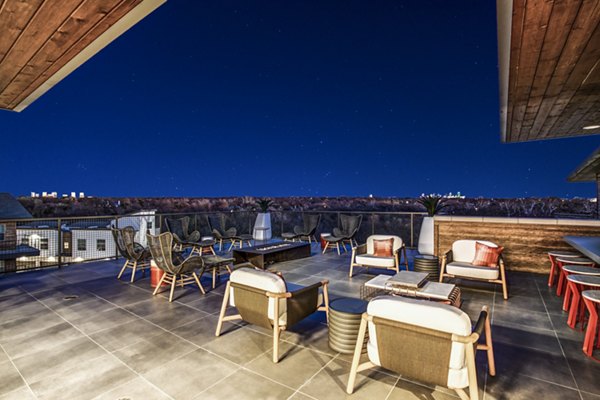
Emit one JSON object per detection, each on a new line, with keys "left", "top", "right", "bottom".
{"left": 434, "top": 220, "right": 600, "bottom": 273}
{"left": 505, "top": 0, "right": 600, "bottom": 142}
{"left": 0, "top": 0, "right": 143, "bottom": 111}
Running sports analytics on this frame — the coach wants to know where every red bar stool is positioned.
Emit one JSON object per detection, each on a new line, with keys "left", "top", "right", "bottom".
{"left": 582, "top": 290, "right": 600, "bottom": 359}
{"left": 566, "top": 274, "right": 600, "bottom": 329}
{"left": 562, "top": 265, "right": 600, "bottom": 313}
{"left": 547, "top": 250, "right": 580, "bottom": 287}
{"left": 556, "top": 256, "right": 596, "bottom": 296}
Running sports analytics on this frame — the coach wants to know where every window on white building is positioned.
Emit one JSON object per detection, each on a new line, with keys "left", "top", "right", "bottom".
{"left": 97, "top": 239, "right": 106, "bottom": 252}
{"left": 40, "top": 238, "right": 48, "bottom": 250}
{"left": 0, "top": 224, "right": 5, "bottom": 241}
{"left": 77, "top": 239, "right": 86, "bottom": 251}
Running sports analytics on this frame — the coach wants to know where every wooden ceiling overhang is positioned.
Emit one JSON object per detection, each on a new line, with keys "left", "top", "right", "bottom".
{"left": 497, "top": 0, "right": 600, "bottom": 142}
{"left": 0, "top": 0, "right": 165, "bottom": 112}
{"left": 569, "top": 146, "right": 600, "bottom": 182}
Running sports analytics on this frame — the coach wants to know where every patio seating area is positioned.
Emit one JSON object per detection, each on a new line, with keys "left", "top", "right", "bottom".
{"left": 1, "top": 242, "right": 600, "bottom": 400}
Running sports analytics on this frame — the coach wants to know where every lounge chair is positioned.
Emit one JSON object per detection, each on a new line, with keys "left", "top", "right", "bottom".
{"left": 349, "top": 234, "right": 408, "bottom": 277}
{"left": 282, "top": 214, "right": 321, "bottom": 243}
{"left": 112, "top": 226, "right": 151, "bottom": 282}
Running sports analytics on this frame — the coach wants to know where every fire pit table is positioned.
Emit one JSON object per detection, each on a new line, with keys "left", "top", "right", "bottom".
{"left": 232, "top": 241, "right": 311, "bottom": 269}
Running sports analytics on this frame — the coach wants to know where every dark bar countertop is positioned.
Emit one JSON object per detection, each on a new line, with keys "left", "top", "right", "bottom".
{"left": 564, "top": 236, "right": 600, "bottom": 265}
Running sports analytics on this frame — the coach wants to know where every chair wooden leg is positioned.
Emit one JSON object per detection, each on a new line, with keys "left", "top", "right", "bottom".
{"left": 152, "top": 272, "right": 167, "bottom": 295}
{"left": 403, "top": 246, "right": 409, "bottom": 270}
{"left": 349, "top": 263, "right": 354, "bottom": 277}
{"left": 192, "top": 272, "right": 206, "bottom": 295}
{"left": 212, "top": 267, "right": 217, "bottom": 289}
{"left": 346, "top": 316, "right": 368, "bottom": 394}
{"left": 322, "top": 242, "right": 329, "bottom": 254}
{"left": 215, "top": 281, "right": 231, "bottom": 336}
{"left": 130, "top": 261, "right": 138, "bottom": 283}
{"left": 465, "top": 341, "right": 479, "bottom": 400}
{"left": 323, "top": 284, "right": 330, "bottom": 324}
{"left": 336, "top": 242, "right": 340, "bottom": 255}
{"left": 273, "top": 297, "right": 281, "bottom": 363}
{"left": 484, "top": 313, "right": 495, "bottom": 376}
{"left": 210, "top": 246, "right": 216, "bottom": 255}
{"left": 117, "top": 260, "right": 130, "bottom": 280}
{"left": 500, "top": 263, "right": 508, "bottom": 300}
{"left": 168, "top": 275, "right": 177, "bottom": 302}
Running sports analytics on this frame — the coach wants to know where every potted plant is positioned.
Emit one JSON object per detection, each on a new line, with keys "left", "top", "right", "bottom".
{"left": 253, "top": 198, "right": 273, "bottom": 241}
{"left": 417, "top": 194, "right": 447, "bottom": 255}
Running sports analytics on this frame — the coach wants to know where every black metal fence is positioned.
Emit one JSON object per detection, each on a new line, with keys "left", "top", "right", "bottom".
{"left": 0, "top": 210, "right": 426, "bottom": 273}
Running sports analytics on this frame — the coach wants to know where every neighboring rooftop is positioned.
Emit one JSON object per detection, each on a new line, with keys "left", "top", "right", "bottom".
{"left": 0, "top": 193, "right": 32, "bottom": 219}
{"left": 0, "top": 0, "right": 165, "bottom": 112}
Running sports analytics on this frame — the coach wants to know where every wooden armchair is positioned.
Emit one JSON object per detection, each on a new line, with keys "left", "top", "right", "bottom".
{"left": 215, "top": 267, "right": 329, "bottom": 363}
{"left": 112, "top": 226, "right": 151, "bottom": 282}
{"left": 349, "top": 234, "right": 408, "bottom": 277}
{"left": 440, "top": 240, "right": 508, "bottom": 300}
{"left": 347, "top": 296, "right": 495, "bottom": 400}
{"left": 147, "top": 232, "right": 207, "bottom": 302}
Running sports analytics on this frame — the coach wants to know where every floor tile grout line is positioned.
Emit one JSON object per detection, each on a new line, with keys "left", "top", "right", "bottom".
{"left": 0, "top": 342, "right": 39, "bottom": 400}
{"left": 383, "top": 375, "right": 402, "bottom": 400}
{"left": 192, "top": 348, "right": 274, "bottom": 399}
{"left": 287, "top": 353, "right": 340, "bottom": 400}
{"left": 534, "top": 278, "right": 584, "bottom": 400}
{"left": 21, "top": 288, "right": 176, "bottom": 400}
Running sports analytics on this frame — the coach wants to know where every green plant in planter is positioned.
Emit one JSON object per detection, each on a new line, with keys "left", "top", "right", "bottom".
{"left": 256, "top": 198, "right": 273, "bottom": 213}
{"left": 417, "top": 194, "right": 447, "bottom": 217}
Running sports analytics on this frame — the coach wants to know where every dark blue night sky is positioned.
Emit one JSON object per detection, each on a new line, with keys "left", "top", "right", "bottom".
{"left": 0, "top": 1, "right": 598, "bottom": 198}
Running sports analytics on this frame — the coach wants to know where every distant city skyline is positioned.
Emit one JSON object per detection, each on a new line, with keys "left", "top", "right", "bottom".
{"left": 0, "top": 1, "right": 598, "bottom": 199}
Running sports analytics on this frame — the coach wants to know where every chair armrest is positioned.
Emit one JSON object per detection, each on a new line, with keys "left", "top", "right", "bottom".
{"left": 442, "top": 249, "right": 453, "bottom": 263}
{"left": 355, "top": 243, "right": 367, "bottom": 255}
{"left": 187, "top": 231, "right": 201, "bottom": 242}
{"left": 472, "top": 306, "right": 489, "bottom": 339}
{"left": 172, "top": 233, "right": 184, "bottom": 244}
{"left": 225, "top": 227, "right": 237, "bottom": 237}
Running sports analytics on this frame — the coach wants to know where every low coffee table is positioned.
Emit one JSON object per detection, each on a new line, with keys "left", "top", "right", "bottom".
{"left": 361, "top": 273, "right": 461, "bottom": 307}
{"left": 232, "top": 241, "right": 311, "bottom": 269}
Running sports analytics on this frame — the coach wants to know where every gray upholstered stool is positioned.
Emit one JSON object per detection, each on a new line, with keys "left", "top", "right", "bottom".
{"left": 322, "top": 235, "right": 345, "bottom": 255}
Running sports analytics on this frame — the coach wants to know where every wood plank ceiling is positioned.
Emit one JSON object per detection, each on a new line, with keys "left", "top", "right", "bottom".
{"left": 0, "top": 0, "right": 165, "bottom": 112}
{"left": 500, "top": 0, "right": 600, "bottom": 142}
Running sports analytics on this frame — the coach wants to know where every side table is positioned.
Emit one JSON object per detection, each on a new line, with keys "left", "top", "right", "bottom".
{"left": 413, "top": 255, "right": 440, "bottom": 281}
{"left": 328, "top": 298, "right": 369, "bottom": 354}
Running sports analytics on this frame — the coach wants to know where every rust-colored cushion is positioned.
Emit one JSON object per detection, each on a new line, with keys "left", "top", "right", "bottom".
{"left": 373, "top": 238, "right": 394, "bottom": 257}
{"left": 472, "top": 242, "right": 503, "bottom": 267}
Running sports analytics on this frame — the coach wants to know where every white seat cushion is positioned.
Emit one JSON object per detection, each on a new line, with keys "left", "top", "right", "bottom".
{"left": 366, "top": 296, "right": 472, "bottom": 389}
{"left": 355, "top": 254, "right": 396, "bottom": 268}
{"left": 229, "top": 268, "right": 322, "bottom": 326}
{"left": 446, "top": 261, "right": 499, "bottom": 280}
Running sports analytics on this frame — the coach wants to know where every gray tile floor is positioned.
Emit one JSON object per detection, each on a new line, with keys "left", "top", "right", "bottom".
{"left": 1, "top": 242, "right": 600, "bottom": 400}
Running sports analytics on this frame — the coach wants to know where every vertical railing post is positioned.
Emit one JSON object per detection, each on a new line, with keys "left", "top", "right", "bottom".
{"left": 410, "top": 213, "right": 414, "bottom": 248}
{"left": 57, "top": 218, "right": 62, "bottom": 268}
{"left": 371, "top": 213, "right": 375, "bottom": 235}
{"left": 114, "top": 216, "right": 119, "bottom": 261}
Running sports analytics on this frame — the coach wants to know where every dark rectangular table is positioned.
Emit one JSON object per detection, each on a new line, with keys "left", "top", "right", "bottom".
{"left": 564, "top": 236, "right": 600, "bottom": 265}
{"left": 232, "top": 241, "right": 311, "bottom": 269}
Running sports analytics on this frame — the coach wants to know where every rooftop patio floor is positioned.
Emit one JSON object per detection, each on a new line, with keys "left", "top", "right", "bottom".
{"left": 1, "top": 242, "right": 599, "bottom": 400}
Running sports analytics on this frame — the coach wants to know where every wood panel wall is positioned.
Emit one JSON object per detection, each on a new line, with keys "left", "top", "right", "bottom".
{"left": 434, "top": 220, "right": 600, "bottom": 273}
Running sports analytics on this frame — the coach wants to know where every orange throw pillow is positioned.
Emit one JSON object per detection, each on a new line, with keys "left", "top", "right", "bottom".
{"left": 373, "top": 238, "right": 394, "bottom": 257}
{"left": 472, "top": 242, "right": 504, "bottom": 267}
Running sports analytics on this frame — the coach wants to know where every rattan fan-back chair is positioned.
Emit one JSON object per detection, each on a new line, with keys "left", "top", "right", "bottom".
{"left": 112, "top": 226, "right": 151, "bottom": 282}
{"left": 347, "top": 296, "right": 495, "bottom": 400}
{"left": 165, "top": 216, "right": 201, "bottom": 249}
{"left": 215, "top": 267, "right": 330, "bottom": 363}
{"left": 207, "top": 215, "right": 238, "bottom": 251}
{"left": 147, "top": 232, "right": 207, "bottom": 302}
{"left": 282, "top": 214, "right": 321, "bottom": 243}
{"left": 334, "top": 214, "right": 363, "bottom": 249}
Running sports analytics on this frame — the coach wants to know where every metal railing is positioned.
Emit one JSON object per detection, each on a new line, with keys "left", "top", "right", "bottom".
{"left": 0, "top": 210, "right": 426, "bottom": 273}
